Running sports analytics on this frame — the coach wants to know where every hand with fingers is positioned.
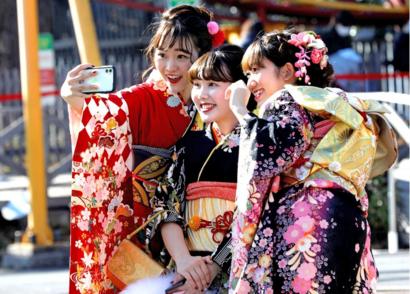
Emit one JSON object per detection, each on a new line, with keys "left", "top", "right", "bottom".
{"left": 225, "top": 80, "right": 251, "bottom": 122}
{"left": 173, "top": 255, "right": 213, "bottom": 293}
{"left": 203, "top": 255, "right": 221, "bottom": 284}
{"left": 60, "top": 63, "right": 99, "bottom": 112}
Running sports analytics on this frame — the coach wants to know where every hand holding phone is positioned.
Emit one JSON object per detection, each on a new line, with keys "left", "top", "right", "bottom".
{"left": 82, "top": 65, "right": 116, "bottom": 94}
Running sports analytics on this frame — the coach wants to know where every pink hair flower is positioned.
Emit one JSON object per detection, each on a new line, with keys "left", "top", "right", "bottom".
{"left": 302, "top": 33, "right": 315, "bottom": 45}
{"left": 207, "top": 21, "right": 219, "bottom": 35}
{"left": 311, "top": 48, "right": 324, "bottom": 64}
{"left": 287, "top": 31, "right": 328, "bottom": 85}
{"left": 289, "top": 33, "right": 306, "bottom": 47}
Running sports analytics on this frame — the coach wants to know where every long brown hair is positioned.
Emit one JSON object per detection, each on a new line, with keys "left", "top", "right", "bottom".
{"left": 143, "top": 5, "right": 213, "bottom": 79}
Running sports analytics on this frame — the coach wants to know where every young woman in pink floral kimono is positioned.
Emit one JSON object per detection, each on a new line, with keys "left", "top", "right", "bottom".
{"left": 59, "top": 5, "right": 225, "bottom": 293}
{"left": 226, "top": 30, "right": 396, "bottom": 293}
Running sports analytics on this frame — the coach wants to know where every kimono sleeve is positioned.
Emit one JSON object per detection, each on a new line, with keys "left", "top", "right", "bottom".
{"left": 144, "top": 142, "right": 189, "bottom": 244}
{"left": 240, "top": 90, "right": 313, "bottom": 179}
{"left": 120, "top": 83, "right": 191, "bottom": 148}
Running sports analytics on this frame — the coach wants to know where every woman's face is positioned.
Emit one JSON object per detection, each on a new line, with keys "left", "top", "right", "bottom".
{"left": 154, "top": 38, "right": 199, "bottom": 100}
{"left": 192, "top": 79, "right": 236, "bottom": 133}
{"left": 245, "top": 57, "right": 286, "bottom": 107}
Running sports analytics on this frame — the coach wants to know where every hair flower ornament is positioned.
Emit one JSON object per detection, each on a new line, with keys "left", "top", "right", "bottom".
{"left": 207, "top": 21, "right": 225, "bottom": 48}
{"left": 288, "top": 31, "right": 328, "bottom": 84}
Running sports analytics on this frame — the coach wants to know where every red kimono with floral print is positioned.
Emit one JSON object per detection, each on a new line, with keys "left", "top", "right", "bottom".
{"left": 68, "top": 81, "right": 190, "bottom": 293}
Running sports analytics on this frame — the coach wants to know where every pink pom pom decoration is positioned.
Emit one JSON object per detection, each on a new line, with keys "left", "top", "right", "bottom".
{"left": 207, "top": 21, "right": 219, "bottom": 35}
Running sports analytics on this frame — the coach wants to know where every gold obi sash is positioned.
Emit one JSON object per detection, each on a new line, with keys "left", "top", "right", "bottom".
{"left": 185, "top": 181, "right": 236, "bottom": 252}
{"left": 280, "top": 85, "right": 397, "bottom": 202}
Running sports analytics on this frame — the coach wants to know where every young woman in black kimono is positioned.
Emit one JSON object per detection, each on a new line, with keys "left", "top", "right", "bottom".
{"left": 143, "top": 44, "right": 253, "bottom": 294}
{"left": 227, "top": 30, "right": 395, "bottom": 294}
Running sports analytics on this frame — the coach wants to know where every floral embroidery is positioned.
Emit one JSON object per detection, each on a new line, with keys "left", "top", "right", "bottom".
{"left": 151, "top": 75, "right": 167, "bottom": 92}
{"left": 221, "top": 131, "right": 240, "bottom": 153}
{"left": 70, "top": 96, "right": 135, "bottom": 293}
{"left": 229, "top": 89, "right": 377, "bottom": 293}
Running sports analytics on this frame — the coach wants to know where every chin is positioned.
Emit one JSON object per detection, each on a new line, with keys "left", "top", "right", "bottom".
{"left": 167, "top": 84, "right": 183, "bottom": 95}
{"left": 257, "top": 97, "right": 269, "bottom": 108}
{"left": 199, "top": 114, "right": 212, "bottom": 124}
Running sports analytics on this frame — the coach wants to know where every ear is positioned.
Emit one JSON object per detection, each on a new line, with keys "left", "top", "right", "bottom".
{"left": 279, "top": 62, "right": 296, "bottom": 82}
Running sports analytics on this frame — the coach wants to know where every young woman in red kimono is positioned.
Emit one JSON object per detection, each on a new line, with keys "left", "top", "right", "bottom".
{"left": 59, "top": 5, "right": 224, "bottom": 293}
{"left": 226, "top": 31, "right": 396, "bottom": 293}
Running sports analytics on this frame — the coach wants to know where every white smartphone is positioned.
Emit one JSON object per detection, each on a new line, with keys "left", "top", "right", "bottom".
{"left": 82, "top": 65, "right": 116, "bottom": 94}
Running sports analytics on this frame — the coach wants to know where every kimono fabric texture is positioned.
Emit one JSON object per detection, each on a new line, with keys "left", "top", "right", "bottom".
{"left": 68, "top": 79, "right": 191, "bottom": 294}
{"left": 145, "top": 120, "right": 242, "bottom": 293}
{"left": 229, "top": 86, "right": 385, "bottom": 294}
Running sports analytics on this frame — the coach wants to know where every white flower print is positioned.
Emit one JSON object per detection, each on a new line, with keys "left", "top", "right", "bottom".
{"left": 328, "top": 161, "right": 341, "bottom": 172}
{"left": 81, "top": 209, "right": 91, "bottom": 220}
{"left": 81, "top": 251, "right": 94, "bottom": 268}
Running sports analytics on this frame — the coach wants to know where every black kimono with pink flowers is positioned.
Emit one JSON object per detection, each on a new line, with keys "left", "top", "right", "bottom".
{"left": 229, "top": 90, "right": 378, "bottom": 294}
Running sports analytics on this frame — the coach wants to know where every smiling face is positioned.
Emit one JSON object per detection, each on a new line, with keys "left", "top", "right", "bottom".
{"left": 244, "top": 57, "right": 287, "bottom": 107}
{"left": 189, "top": 45, "right": 246, "bottom": 134}
{"left": 192, "top": 79, "right": 237, "bottom": 134}
{"left": 153, "top": 37, "right": 199, "bottom": 101}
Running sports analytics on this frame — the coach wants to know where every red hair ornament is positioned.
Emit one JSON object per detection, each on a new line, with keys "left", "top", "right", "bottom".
{"left": 207, "top": 21, "right": 225, "bottom": 48}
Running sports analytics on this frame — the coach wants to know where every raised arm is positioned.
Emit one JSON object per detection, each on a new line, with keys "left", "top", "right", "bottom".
{"left": 60, "top": 63, "right": 99, "bottom": 113}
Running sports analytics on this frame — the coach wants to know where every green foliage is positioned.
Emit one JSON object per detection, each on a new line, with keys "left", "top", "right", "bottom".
{"left": 366, "top": 174, "right": 388, "bottom": 248}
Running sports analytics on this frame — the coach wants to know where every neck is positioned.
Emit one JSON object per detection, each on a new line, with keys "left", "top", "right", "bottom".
{"left": 178, "top": 84, "right": 193, "bottom": 105}
{"left": 214, "top": 115, "right": 238, "bottom": 136}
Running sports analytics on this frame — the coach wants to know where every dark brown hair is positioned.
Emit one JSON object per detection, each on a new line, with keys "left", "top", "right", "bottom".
{"left": 145, "top": 5, "right": 213, "bottom": 71}
{"left": 189, "top": 44, "right": 246, "bottom": 83}
{"left": 242, "top": 30, "right": 334, "bottom": 88}
{"left": 189, "top": 44, "right": 256, "bottom": 110}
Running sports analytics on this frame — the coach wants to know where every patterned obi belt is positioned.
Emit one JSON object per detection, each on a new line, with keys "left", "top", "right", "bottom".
{"left": 185, "top": 181, "right": 236, "bottom": 252}
{"left": 132, "top": 145, "right": 171, "bottom": 227}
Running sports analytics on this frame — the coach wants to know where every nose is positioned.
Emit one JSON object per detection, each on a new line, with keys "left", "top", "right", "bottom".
{"left": 196, "top": 85, "right": 209, "bottom": 100}
{"left": 165, "top": 58, "right": 177, "bottom": 72}
{"left": 247, "top": 79, "right": 257, "bottom": 91}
